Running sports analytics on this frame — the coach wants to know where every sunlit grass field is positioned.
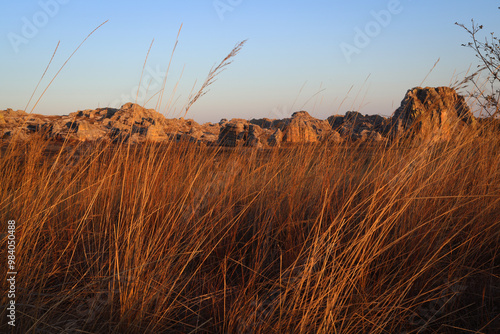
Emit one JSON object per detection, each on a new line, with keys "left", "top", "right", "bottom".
{"left": 1, "top": 122, "right": 499, "bottom": 333}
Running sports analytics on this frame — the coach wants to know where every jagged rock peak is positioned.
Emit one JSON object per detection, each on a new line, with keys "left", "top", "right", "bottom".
{"left": 391, "top": 86, "right": 476, "bottom": 141}
{"left": 291, "top": 110, "right": 313, "bottom": 119}
{"left": 117, "top": 103, "right": 165, "bottom": 118}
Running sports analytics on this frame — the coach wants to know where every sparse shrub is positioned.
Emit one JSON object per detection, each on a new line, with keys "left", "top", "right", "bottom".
{"left": 456, "top": 7, "right": 500, "bottom": 117}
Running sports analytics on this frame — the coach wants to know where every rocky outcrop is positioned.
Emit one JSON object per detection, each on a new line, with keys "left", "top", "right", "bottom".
{"left": 245, "top": 124, "right": 265, "bottom": 148}
{"left": 0, "top": 86, "right": 482, "bottom": 145}
{"left": 268, "top": 129, "right": 283, "bottom": 147}
{"left": 218, "top": 119, "right": 248, "bottom": 147}
{"left": 1, "top": 110, "right": 79, "bottom": 141}
{"left": 390, "top": 87, "right": 476, "bottom": 141}
{"left": 217, "top": 111, "right": 341, "bottom": 147}
{"left": 249, "top": 118, "right": 274, "bottom": 130}
{"left": 0, "top": 108, "right": 27, "bottom": 122}
{"left": 328, "top": 111, "right": 388, "bottom": 142}
{"left": 185, "top": 123, "right": 220, "bottom": 144}
{"left": 72, "top": 103, "right": 173, "bottom": 142}
{"left": 281, "top": 111, "right": 332, "bottom": 143}
{"left": 0, "top": 103, "right": 219, "bottom": 144}
{"left": 217, "top": 119, "right": 281, "bottom": 148}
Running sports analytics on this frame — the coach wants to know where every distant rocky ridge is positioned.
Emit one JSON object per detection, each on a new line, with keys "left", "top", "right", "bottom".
{"left": 0, "top": 87, "right": 481, "bottom": 146}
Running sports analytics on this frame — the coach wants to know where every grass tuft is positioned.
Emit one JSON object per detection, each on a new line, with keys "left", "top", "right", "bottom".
{"left": 1, "top": 122, "right": 499, "bottom": 333}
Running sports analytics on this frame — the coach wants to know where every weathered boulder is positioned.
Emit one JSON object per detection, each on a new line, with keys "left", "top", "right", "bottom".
{"left": 94, "top": 103, "right": 171, "bottom": 142}
{"left": 327, "top": 115, "right": 345, "bottom": 131}
{"left": 50, "top": 116, "right": 106, "bottom": 141}
{"left": 0, "top": 108, "right": 27, "bottom": 124}
{"left": 282, "top": 111, "right": 332, "bottom": 143}
{"left": 163, "top": 117, "right": 199, "bottom": 134}
{"left": 390, "top": 86, "right": 476, "bottom": 141}
{"left": 1, "top": 109, "right": 38, "bottom": 139}
{"left": 1, "top": 111, "right": 68, "bottom": 140}
{"left": 218, "top": 119, "right": 248, "bottom": 147}
{"left": 268, "top": 129, "right": 283, "bottom": 147}
{"left": 328, "top": 111, "right": 388, "bottom": 141}
{"left": 249, "top": 118, "right": 274, "bottom": 129}
{"left": 324, "top": 130, "right": 343, "bottom": 143}
{"left": 245, "top": 124, "right": 265, "bottom": 148}
{"left": 359, "top": 130, "right": 384, "bottom": 143}
{"left": 68, "top": 103, "right": 207, "bottom": 143}
{"left": 182, "top": 123, "right": 220, "bottom": 145}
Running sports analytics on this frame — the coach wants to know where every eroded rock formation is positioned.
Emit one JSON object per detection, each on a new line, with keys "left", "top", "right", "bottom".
{"left": 281, "top": 111, "right": 331, "bottom": 143}
{"left": 328, "top": 111, "right": 388, "bottom": 142}
{"left": 390, "top": 86, "right": 476, "bottom": 141}
{"left": 0, "top": 87, "right": 483, "bottom": 146}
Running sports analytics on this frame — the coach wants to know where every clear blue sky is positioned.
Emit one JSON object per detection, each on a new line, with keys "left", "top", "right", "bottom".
{"left": 1, "top": 0, "right": 498, "bottom": 122}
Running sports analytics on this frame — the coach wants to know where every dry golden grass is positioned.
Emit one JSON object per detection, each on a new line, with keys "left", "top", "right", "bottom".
{"left": 1, "top": 123, "right": 499, "bottom": 333}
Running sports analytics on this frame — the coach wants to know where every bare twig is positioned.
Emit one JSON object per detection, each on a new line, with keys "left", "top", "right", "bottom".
{"left": 456, "top": 16, "right": 500, "bottom": 117}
